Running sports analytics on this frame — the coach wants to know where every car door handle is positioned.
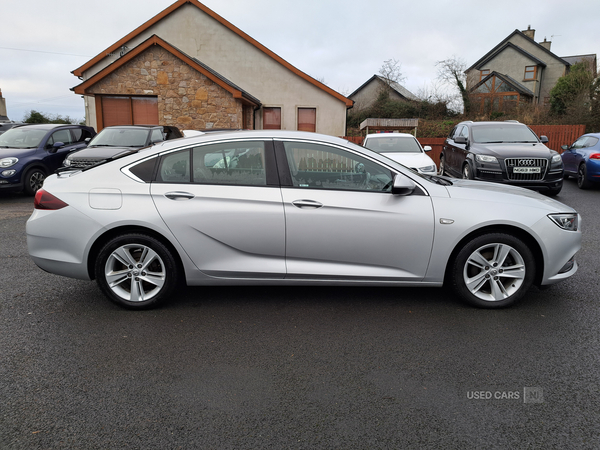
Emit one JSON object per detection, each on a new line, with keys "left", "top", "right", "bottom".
{"left": 292, "top": 199, "right": 323, "bottom": 209}
{"left": 165, "top": 191, "right": 195, "bottom": 200}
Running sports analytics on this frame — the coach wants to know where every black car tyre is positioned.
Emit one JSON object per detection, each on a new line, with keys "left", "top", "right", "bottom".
{"left": 545, "top": 183, "right": 562, "bottom": 197}
{"left": 451, "top": 233, "right": 535, "bottom": 308}
{"left": 577, "top": 163, "right": 592, "bottom": 189}
{"left": 438, "top": 155, "right": 446, "bottom": 175}
{"left": 23, "top": 168, "right": 46, "bottom": 196}
{"left": 462, "top": 163, "right": 473, "bottom": 180}
{"left": 95, "top": 233, "right": 180, "bottom": 309}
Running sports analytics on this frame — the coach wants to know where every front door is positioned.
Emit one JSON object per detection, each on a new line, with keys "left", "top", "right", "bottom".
{"left": 277, "top": 140, "right": 435, "bottom": 280}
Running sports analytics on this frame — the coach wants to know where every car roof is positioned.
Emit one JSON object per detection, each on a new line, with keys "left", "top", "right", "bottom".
{"left": 102, "top": 125, "right": 161, "bottom": 130}
{"left": 460, "top": 121, "right": 524, "bottom": 127}
{"left": 365, "top": 133, "right": 416, "bottom": 138}
{"left": 12, "top": 123, "right": 79, "bottom": 130}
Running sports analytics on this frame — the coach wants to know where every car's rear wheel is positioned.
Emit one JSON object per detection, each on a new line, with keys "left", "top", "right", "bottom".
{"left": 577, "top": 163, "right": 592, "bottom": 189}
{"left": 462, "top": 163, "right": 473, "bottom": 180}
{"left": 95, "top": 234, "right": 180, "bottom": 309}
{"left": 451, "top": 233, "right": 535, "bottom": 308}
{"left": 438, "top": 155, "right": 446, "bottom": 175}
{"left": 23, "top": 168, "right": 46, "bottom": 196}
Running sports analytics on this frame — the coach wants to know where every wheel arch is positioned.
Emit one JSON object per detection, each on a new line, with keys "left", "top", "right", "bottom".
{"left": 443, "top": 224, "right": 544, "bottom": 287}
{"left": 87, "top": 225, "right": 186, "bottom": 282}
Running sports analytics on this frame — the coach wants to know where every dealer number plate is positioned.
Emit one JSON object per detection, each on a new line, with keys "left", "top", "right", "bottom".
{"left": 513, "top": 167, "right": 541, "bottom": 174}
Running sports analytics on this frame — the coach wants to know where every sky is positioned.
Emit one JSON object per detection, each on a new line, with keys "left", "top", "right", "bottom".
{"left": 1, "top": 0, "right": 599, "bottom": 123}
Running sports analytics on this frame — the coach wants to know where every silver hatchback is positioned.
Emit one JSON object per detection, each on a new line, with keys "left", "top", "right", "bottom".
{"left": 27, "top": 130, "right": 581, "bottom": 309}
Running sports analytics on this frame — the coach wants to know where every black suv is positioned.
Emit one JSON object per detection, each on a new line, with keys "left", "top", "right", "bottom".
{"left": 64, "top": 125, "right": 182, "bottom": 169}
{"left": 440, "top": 121, "right": 563, "bottom": 196}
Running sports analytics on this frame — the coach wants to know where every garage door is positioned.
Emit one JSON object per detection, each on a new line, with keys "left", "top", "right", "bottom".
{"left": 102, "top": 96, "right": 158, "bottom": 127}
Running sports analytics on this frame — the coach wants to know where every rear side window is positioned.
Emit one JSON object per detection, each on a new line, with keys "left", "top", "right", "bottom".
{"left": 71, "top": 128, "right": 94, "bottom": 143}
{"left": 192, "top": 142, "right": 266, "bottom": 186}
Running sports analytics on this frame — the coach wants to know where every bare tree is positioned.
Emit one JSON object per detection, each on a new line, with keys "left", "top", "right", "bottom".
{"left": 437, "top": 57, "right": 470, "bottom": 114}
{"left": 378, "top": 59, "right": 405, "bottom": 89}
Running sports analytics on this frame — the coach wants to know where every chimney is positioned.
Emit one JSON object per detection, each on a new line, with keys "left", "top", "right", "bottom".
{"left": 539, "top": 37, "right": 551, "bottom": 51}
{"left": 522, "top": 25, "right": 535, "bottom": 40}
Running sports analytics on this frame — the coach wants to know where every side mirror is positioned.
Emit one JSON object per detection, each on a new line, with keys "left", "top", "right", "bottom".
{"left": 454, "top": 136, "right": 468, "bottom": 145}
{"left": 84, "top": 137, "right": 91, "bottom": 143}
{"left": 423, "top": 145, "right": 432, "bottom": 152}
{"left": 392, "top": 174, "right": 416, "bottom": 196}
{"left": 47, "top": 141, "right": 65, "bottom": 153}
{"left": 540, "top": 135, "right": 549, "bottom": 144}
{"left": 561, "top": 144, "right": 569, "bottom": 151}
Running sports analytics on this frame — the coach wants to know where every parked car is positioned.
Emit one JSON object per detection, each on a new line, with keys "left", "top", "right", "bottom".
{"left": 64, "top": 125, "right": 182, "bottom": 169}
{"left": 0, "top": 122, "right": 25, "bottom": 135}
{"left": 561, "top": 133, "right": 600, "bottom": 189}
{"left": 440, "top": 121, "right": 564, "bottom": 196}
{"left": 27, "top": 130, "right": 581, "bottom": 310}
{"left": 0, "top": 124, "right": 95, "bottom": 195}
{"left": 362, "top": 133, "right": 437, "bottom": 174}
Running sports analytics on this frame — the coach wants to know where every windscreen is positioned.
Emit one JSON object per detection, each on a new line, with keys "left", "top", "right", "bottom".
{"left": 364, "top": 136, "right": 422, "bottom": 153}
{"left": 471, "top": 125, "right": 539, "bottom": 144}
{"left": 89, "top": 128, "right": 150, "bottom": 147}
{"left": 0, "top": 128, "right": 47, "bottom": 148}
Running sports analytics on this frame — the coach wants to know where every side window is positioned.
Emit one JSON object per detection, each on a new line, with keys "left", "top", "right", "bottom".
{"left": 158, "top": 150, "right": 191, "bottom": 183}
{"left": 71, "top": 128, "right": 88, "bottom": 143}
{"left": 283, "top": 141, "right": 393, "bottom": 192}
{"left": 150, "top": 128, "right": 164, "bottom": 144}
{"left": 192, "top": 141, "right": 266, "bottom": 186}
{"left": 451, "top": 126, "right": 464, "bottom": 140}
{"left": 47, "top": 129, "right": 73, "bottom": 147}
{"left": 460, "top": 126, "right": 469, "bottom": 139}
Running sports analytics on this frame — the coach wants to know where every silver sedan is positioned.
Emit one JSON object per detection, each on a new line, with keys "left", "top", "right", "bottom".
{"left": 27, "top": 130, "right": 581, "bottom": 309}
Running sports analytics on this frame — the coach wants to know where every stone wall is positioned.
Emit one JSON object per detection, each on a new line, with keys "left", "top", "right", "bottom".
{"left": 87, "top": 46, "right": 246, "bottom": 130}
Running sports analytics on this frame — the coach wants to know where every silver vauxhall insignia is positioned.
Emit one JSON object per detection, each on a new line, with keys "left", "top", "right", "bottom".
{"left": 26, "top": 130, "right": 581, "bottom": 309}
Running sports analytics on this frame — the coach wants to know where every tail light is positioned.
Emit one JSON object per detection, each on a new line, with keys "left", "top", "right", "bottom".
{"left": 589, "top": 153, "right": 600, "bottom": 160}
{"left": 34, "top": 189, "right": 68, "bottom": 210}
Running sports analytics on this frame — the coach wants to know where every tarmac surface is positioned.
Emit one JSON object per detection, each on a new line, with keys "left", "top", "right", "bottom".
{"left": 1, "top": 179, "right": 600, "bottom": 449}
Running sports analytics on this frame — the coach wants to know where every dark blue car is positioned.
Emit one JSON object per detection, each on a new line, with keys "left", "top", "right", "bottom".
{"left": 561, "top": 133, "right": 600, "bottom": 189}
{"left": 0, "top": 124, "right": 95, "bottom": 195}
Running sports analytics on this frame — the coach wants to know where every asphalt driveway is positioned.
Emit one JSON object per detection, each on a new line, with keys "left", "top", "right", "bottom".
{"left": 1, "top": 180, "right": 600, "bottom": 449}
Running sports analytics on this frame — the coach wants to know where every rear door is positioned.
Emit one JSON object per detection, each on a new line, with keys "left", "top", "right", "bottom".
{"left": 151, "top": 139, "right": 286, "bottom": 278}
{"left": 276, "top": 139, "right": 435, "bottom": 281}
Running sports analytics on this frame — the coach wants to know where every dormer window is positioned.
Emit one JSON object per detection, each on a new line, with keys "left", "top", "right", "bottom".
{"left": 524, "top": 66, "right": 537, "bottom": 81}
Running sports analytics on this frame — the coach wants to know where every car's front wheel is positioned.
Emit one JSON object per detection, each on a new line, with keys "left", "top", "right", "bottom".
{"left": 95, "top": 234, "right": 180, "bottom": 309}
{"left": 438, "top": 155, "right": 446, "bottom": 175}
{"left": 451, "top": 233, "right": 535, "bottom": 308}
{"left": 23, "top": 168, "right": 46, "bottom": 196}
{"left": 462, "top": 163, "right": 473, "bottom": 180}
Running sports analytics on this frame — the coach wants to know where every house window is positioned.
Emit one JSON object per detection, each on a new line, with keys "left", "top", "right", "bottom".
{"left": 297, "top": 108, "right": 316, "bottom": 132}
{"left": 479, "top": 69, "right": 490, "bottom": 81}
{"left": 263, "top": 107, "right": 281, "bottom": 129}
{"left": 524, "top": 66, "right": 537, "bottom": 81}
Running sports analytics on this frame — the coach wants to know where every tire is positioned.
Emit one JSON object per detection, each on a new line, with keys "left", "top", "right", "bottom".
{"left": 438, "top": 155, "right": 446, "bottom": 175}
{"left": 23, "top": 168, "right": 46, "bottom": 196}
{"left": 577, "top": 163, "right": 592, "bottom": 189}
{"left": 545, "top": 182, "right": 562, "bottom": 197}
{"left": 451, "top": 233, "right": 535, "bottom": 308}
{"left": 462, "top": 163, "right": 473, "bottom": 180}
{"left": 95, "top": 233, "right": 180, "bottom": 309}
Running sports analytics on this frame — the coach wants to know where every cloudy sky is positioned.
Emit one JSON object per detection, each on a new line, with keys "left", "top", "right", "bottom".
{"left": 1, "top": 0, "right": 598, "bottom": 123}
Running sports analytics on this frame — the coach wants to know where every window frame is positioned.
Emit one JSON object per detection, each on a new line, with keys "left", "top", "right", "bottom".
{"left": 273, "top": 139, "right": 397, "bottom": 194}
{"left": 524, "top": 65, "right": 537, "bottom": 81}
{"left": 151, "top": 139, "right": 279, "bottom": 187}
{"left": 479, "top": 69, "right": 490, "bottom": 81}
{"left": 297, "top": 107, "right": 317, "bottom": 132}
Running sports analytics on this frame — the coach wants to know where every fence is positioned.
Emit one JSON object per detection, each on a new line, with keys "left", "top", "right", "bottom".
{"left": 343, "top": 124, "right": 586, "bottom": 166}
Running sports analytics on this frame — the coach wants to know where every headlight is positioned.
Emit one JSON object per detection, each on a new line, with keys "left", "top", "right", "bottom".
{"left": 63, "top": 158, "right": 72, "bottom": 167}
{"left": 551, "top": 154, "right": 562, "bottom": 163}
{"left": 548, "top": 213, "right": 578, "bottom": 231}
{"left": 419, "top": 165, "right": 436, "bottom": 173}
{"left": 0, "top": 157, "right": 18, "bottom": 168}
{"left": 475, "top": 155, "right": 498, "bottom": 163}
